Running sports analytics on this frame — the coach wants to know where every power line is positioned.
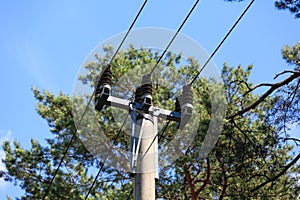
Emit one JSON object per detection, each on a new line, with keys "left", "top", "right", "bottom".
{"left": 123, "top": 1, "right": 201, "bottom": 197}
{"left": 190, "top": 0, "right": 255, "bottom": 85}
{"left": 92, "top": 2, "right": 201, "bottom": 196}
{"left": 141, "top": 121, "right": 170, "bottom": 160}
{"left": 150, "top": 0, "right": 200, "bottom": 75}
{"left": 141, "top": 0, "right": 255, "bottom": 171}
{"left": 42, "top": 1, "right": 148, "bottom": 199}
{"left": 45, "top": 0, "right": 254, "bottom": 198}
{"left": 137, "top": 0, "right": 203, "bottom": 172}
{"left": 109, "top": 0, "right": 148, "bottom": 66}
{"left": 97, "top": 0, "right": 255, "bottom": 198}
{"left": 145, "top": 0, "right": 201, "bottom": 157}
{"left": 125, "top": 121, "right": 171, "bottom": 199}
{"left": 42, "top": 94, "right": 94, "bottom": 200}
{"left": 138, "top": 0, "right": 201, "bottom": 168}
{"left": 84, "top": 113, "right": 129, "bottom": 200}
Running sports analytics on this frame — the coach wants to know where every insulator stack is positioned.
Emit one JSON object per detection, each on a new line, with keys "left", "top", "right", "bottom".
{"left": 182, "top": 84, "right": 193, "bottom": 105}
{"left": 176, "top": 84, "right": 193, "bottom": 130}
{"left": 134, "top": 86, "right": 143, "bottom": 103}
{"left": 99, "top": 65, "right": 113, "bottom": 85}
{"left": 95, "top": 65, "right": 112, "bottom": 98}
{"left": 141, "top": 73, "right": 152, "bottom": 96}
{"left": 94, "top": 65, "right": 113, "bottom": 111}
{"left": 175, "top": 96, "right": 182, "bottom": 113}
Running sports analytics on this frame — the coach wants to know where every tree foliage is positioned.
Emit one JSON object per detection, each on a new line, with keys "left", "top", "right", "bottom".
{"left": 226, "top": 0, "right": 300, "bottom": 18}
{"left": 1, "top": 41, "right": 300, "bottom": 199}
{"left": 275, "top": 0, "right": 300, "bottom": 18}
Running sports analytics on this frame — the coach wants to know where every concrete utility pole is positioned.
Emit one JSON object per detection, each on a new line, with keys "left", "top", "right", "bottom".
{"left": 95, "top": 66, "right": 193, "bottom": 200}
{"left": 130, "top": 74, "right": 156, "bottom": 200}
{"left": 133, "top": 117, "right": 155, "bottom": 200}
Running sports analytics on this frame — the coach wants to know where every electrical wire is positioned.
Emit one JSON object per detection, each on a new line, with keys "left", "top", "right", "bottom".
{"left": 84, "top": 0, "right": 255, "bottom": 198}
{"left": 142, "top": 0, "right": 201, "bottom": 158}
{"left": 138, "top": 0, "right": 203, "bottom": 169}
{"left": 141, "top": 0, "right": 255, "bottom": 171}
{"left": 121, "top": 4, "right": 203, "bottom": 197}
{"left": 105, "top": 3, "right": 203, "bottom": 192}
{"left": 124, "top": 2, "right": 202, "bottom": 199}
{"left": 109, "top": 0, "right": 148, "bottom": 66}
{"left": 149, "top": 0, "right": 200, "bottom": 75}
{"left": 42, "top": 1, "right": 148, "bottom": 199}
{"left": 44, "top": 0, "right": 255, "bottom": 198}
{"left": 141, "top": 121, "right": 170, "bottom": 160}
{"left": 42, "top": 94, "right": 94, "bottom": 200}
{"left": 123, "top": 118, "right": 171, "bottom": 200}
{"left": 190, "top": 0, "right": 255, "bottom": 85}
{"left": 100, "top": 0, "right": 255, "bottom": 198}
{"left": 84, "top": 113, "right": 129, "bottom": 200}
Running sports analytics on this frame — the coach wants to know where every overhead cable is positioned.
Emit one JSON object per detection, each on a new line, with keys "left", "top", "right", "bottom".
{"left": 42, "top": 1, "right": 148, "bottom": 199}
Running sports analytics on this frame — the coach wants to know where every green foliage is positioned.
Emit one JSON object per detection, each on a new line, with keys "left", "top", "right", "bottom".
{"left": 275, "top": 0, "right": 300, "bottom": 18}
{"left": 282, "top": 41, "right": 300, "bottom": 67}
{"left": 1, "top": 43, "right": 300, "bottom": 199}
{"left": 272, "top": 42, "right": 300, "bottom": 134}
{"left": 225, "top": 0, "right": 300, "bottom": 18}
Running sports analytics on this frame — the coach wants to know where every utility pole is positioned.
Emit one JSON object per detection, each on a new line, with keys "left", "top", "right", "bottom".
{"left": 95, "top": 66, "right": 193, "bottom": 200}
{"left": 131, "top": 74, "right": 156, "bottom": 200}
{"left": 133, "top": 116, "right": 155, "bottom": 199}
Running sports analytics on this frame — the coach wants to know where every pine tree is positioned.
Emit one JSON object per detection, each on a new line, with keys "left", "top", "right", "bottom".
{"left": 1, "top": 42, "right": 300, "bottom": 199}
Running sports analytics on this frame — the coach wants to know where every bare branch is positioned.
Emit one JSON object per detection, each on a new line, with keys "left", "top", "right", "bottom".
{"left": 274, "top": 70, "right": 297, "bottom": 80}
{"left": 243, "top": 83, "right": 273, "bottom": 97}
{"left": 282, "top": 137, "right": 300, "bottom": 145}
{"left": 183, "top": 163, "right": 197, "bottom": 200}
{"left": 196, "top": 158, "right": 210, "bottom": 196}
{"left": 251, "top": 153, "right": 300, "bottom": 193}
{"left": 219, "top": 162, "right": 228, "bottom": 200}
{"left": 227, "top": 71, "right": 300, "bottom": 120}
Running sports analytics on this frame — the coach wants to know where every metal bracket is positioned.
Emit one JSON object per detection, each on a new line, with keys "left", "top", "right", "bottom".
{"left": 141, "top": 96, "right": 152, "bottom": 112}
{"left": 130, "top": 118, "right": 145, "bottom": 174}
{"left": 153, "top": 116, "right": 159, "bottom": 179}
{"left": 95, "top": 87, "right": 193, "bottom": 179}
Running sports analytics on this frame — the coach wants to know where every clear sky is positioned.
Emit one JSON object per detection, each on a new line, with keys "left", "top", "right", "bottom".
{"left": 0, "top": 0, "right": 300, "bottom": 199}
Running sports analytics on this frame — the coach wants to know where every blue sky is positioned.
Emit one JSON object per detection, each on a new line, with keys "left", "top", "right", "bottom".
{"left": 0, "top": 0, "right": 300, "bottom": 199}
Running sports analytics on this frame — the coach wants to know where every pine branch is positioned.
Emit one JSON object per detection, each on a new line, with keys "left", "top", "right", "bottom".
{"left": 251, "top": 153, "right": 300, "bottom": 192}
{"left": 227, "top": 71, "right": 300, "bottom": 119}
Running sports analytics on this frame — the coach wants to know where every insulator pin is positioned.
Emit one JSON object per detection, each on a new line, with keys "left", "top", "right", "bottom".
{"left": 95, "top": 65, "right": 112, "bottom": 98}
